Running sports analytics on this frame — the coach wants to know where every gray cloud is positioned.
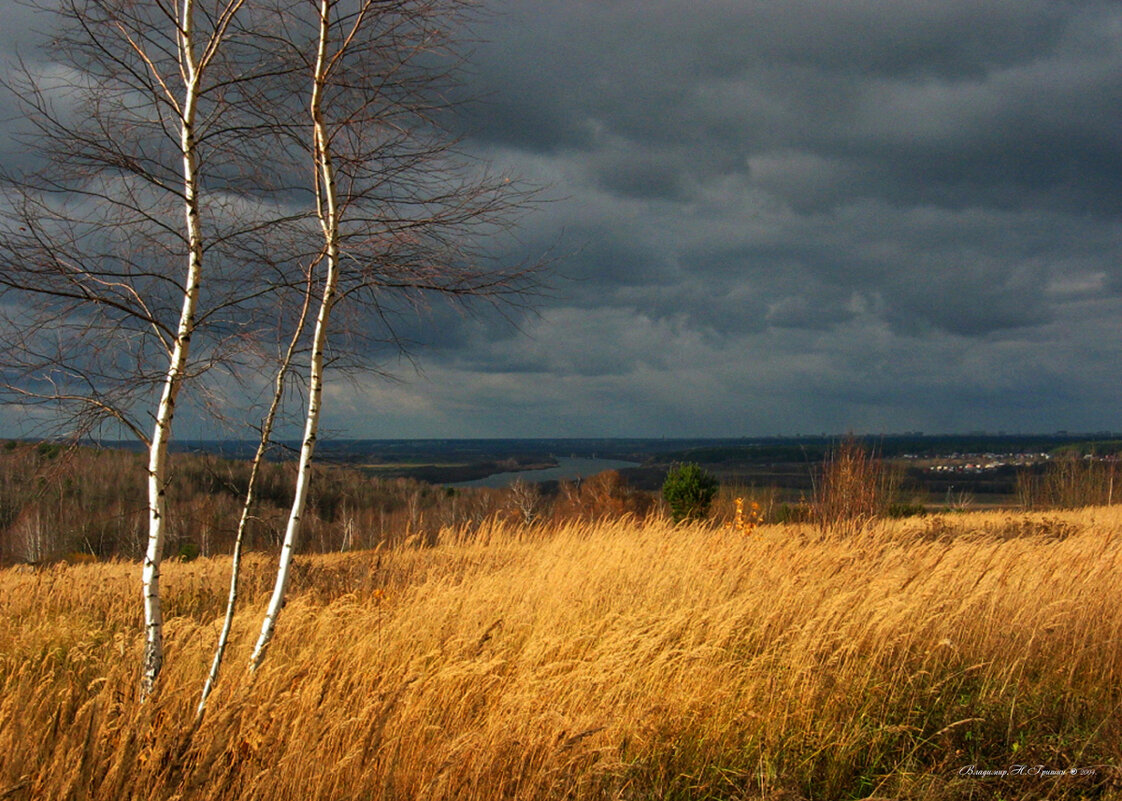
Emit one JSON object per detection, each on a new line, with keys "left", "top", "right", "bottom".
{"left": 417, "top": 0, "right": 1122, "bottom": 435}
{"left": 3, "top": 0, "right": 1122, "bottom": 437}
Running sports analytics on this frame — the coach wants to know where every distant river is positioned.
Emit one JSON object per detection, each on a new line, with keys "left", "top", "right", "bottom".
{"left": 450, "top": 456, "right": 640, "bottom": 488}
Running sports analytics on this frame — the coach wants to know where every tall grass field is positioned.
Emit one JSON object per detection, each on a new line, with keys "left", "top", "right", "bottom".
{"left": 2, "top": 511, "right": 1121, "bottom": 799}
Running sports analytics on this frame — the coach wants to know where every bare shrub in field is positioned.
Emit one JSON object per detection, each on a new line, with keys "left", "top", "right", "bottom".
{"left": 2, "top": 508, "right": 1121, "bottom": 800}
{"left": 1018, "top": 450, "right": 1120, "bottom": 509}
{"left": 550, "top": 470, "right": 653, "bottom": 522}
{"left": 812, "top": 437, "right": 900, "bottom": 536}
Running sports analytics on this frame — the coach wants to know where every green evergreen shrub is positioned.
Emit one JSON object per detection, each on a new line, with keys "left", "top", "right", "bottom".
{"left": 661, "top": 463, "right": 719, "bottom": 522}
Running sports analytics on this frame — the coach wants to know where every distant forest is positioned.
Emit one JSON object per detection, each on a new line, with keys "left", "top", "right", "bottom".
{"left": 2, "top": 433, "right": 1119, "bottom": 565}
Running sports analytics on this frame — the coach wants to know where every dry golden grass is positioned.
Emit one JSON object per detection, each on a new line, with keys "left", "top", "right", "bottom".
{"left": 2, "top": 510, "right": 1121, "bottom": 800}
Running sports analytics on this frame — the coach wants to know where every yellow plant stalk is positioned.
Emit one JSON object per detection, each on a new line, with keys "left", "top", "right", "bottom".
{"left": 2, "top": 509, "right": 1120, "bottom": 800}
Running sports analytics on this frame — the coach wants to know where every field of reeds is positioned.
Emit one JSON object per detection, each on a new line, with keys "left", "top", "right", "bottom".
{"left": 2, "top": 509, "right": 1121, "bottom": 800}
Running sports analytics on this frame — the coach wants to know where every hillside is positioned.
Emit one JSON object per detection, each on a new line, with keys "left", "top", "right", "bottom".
{"left": 2, "top": 510, "right": 1120, "bottom": 799}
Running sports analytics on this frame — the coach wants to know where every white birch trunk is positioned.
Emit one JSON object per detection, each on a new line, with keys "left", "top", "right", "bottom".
{"left": 197, "top": 277, "right": 314, "bottom": 720}
{"left": 248, "top": 0, "right": 341, "bottom": 672}
{"left": 142, "top": 0, "right": 204, "bottom": 699}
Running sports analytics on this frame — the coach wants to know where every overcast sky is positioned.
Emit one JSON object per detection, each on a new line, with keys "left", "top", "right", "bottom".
{"left": 4, "top": 1, "right": 1122, "bottom": 439}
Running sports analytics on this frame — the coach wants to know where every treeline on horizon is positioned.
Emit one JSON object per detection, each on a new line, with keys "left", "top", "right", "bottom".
{"left": 0, "top": 442, "right": 655, "bottom": 566}
{"left": 661, "top": 433, "right": 1122, "bottom": 465}
{"left": 3, "top": 436, "right": 1122, "bottom": 566}
{"left": 24, "top": 430, "right": 1120, "bottom": 463}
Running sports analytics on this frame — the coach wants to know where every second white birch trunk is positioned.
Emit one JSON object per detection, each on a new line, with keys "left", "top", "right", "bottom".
{"left": 249, "top": 0, "right": 341, "bottom": 671}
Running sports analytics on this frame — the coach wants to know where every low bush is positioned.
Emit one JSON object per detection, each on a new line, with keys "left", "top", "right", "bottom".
{"left": 661, "top": 462, "right": 719, "bottom": 522}
{"left": 812, "top": 437, "right": 900, "bottom": 535}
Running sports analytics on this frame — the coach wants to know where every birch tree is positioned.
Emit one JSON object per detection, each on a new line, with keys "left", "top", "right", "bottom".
{"left": 0, "top": 0, "right": 303, "bottom": 696}
{"left": 134, "top": 0, "right": 246, "bottom": 699}
{"left": 247, "top": 0, "right": 537, "bottom": 670}
{"left": 2, "top": 0, "right": 539, "bottom": 692}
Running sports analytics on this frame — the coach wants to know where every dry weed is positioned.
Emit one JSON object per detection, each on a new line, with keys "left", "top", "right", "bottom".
{"left": 1, "top": 510, "right": 1120, "bottom": 800}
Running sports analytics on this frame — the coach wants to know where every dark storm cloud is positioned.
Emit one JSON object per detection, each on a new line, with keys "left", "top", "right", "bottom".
{"left": 3, "top": 1, "right": 1122, "bottom": 436}
{"left": 0, "top": 5, "right": 45, "bottom": 163}
{"left": 0, "top": 3, "right": 55, "bottom": 57}
{"left": 464, "top": 0, "right": 1122, "bottom": 209}
{"left": 387, "top": 0, "right": 1122, "bottom": 436}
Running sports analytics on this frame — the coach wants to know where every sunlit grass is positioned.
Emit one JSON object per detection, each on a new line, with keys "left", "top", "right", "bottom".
{"left": 2, "top": 510, "right": 1121, "bottom": 799}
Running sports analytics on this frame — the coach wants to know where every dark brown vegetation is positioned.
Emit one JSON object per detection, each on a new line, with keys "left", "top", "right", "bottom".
{"left": 811, "top": 437, "right": 903, "bottom": 536}
{"left": 0, "top": 443, "right": 655, "bottom": 566}
{"left": 1017, "top": 451, "right": 1121, "bottom": 509}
